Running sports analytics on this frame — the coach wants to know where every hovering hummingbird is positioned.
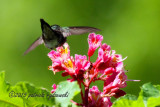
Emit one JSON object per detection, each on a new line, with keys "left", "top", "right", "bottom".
{"left": 24, "top": 19, "right": 100, "bottom": 55}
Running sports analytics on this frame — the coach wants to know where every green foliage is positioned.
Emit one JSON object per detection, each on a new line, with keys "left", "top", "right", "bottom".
{"left": 1, "top": 71, "right": 160, "bottom": 107}
{"left": 0, "top": 71, "right": 80, "bottom": 107}
{"left": 112, "top": 83, "right": 160, "bottom": 107}
{"left": 54, "top": 81, "right": 80, "bottom": 107}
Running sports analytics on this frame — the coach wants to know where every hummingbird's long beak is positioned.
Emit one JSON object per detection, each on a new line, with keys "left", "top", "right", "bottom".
{"left": 40, "top": 19, "right": 45, "bottom": 23}
{"left": 40, "top": 19, "right": 51, "bottom": 31}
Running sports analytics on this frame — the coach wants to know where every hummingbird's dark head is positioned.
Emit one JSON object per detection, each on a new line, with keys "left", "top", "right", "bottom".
{"left": 51, "top": 24, "right": 61, "bottom": 31}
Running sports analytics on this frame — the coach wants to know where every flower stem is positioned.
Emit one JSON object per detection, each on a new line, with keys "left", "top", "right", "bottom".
{"left": 84, "top": 86, "right": 89, "bottom": 107}
{"left": 82, "top": 81, "right": 87, "bottom": 87}
{"left": 84, "top": 71, "right": 90, "bottom": 107}
{"left": 88, "top": 72, "right": 98, "bottom": 85}
{"left": 78, "top": 81, "right": 85, "bottom": 104}
{"left": 88, "top": 57, "right": 90, "bottom": 62}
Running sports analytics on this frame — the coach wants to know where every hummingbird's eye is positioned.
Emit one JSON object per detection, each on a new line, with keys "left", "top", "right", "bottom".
{"left": 51, "top": 25, "right": 61, "bottom": 31}
{"left": 51, "top": 26, "right": 56, "bottom": 30}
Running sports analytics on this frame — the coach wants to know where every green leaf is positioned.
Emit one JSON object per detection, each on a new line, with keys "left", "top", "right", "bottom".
{"left": 54, "top": 81, "right": 80, "bottom": 107}
{"left": 12, "top": 82, "right": 55, "bottom": 107}
{"left": 141, "top": 83, "right": 160, "bottom": 101}
{"left": 0, "top": 71, "right": 24, "bottom": 107}
{"left": 112, "top": 83, "right": 160, "bottom": 107}
{"left": 0, "top": 71, "right": 55, "bottom": 107}
{"left": 112, "top": 94, "right": 144, "bottom": 107}
{"left": 141, "top": 83, "right": 160, "bottom": 107}
{"left": 0, "top": 71, "right": 80, "bottom": 107}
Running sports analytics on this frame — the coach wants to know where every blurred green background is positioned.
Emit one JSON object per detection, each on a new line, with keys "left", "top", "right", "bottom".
{"left": 0, "top": 0, "right": 160, "bottom": 103}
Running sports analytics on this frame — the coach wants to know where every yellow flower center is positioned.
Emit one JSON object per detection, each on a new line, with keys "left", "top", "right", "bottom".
{"left": 59, "top": 48, "right": 65, "bottom": 54}
{"left": 59, "top": 46, "right": 68, "bottom": 55}
{"left": 119, "top": 73, "right": 125, "bottom": 81}
{"left": 64, "top": 59, "right": 73, "bottom": 68}
{"left": 112, "top": 56, "right": 117, "bottom": 62}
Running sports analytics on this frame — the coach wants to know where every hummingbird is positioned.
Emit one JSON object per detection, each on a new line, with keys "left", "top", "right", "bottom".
{"left": 24, "top": 19, "right": 100, "bottom": 55}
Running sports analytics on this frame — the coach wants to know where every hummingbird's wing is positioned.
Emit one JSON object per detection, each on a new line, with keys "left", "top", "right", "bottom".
{"left": 23, "top": 36, "right": 43, "bottom": 55}
{"left": 62, "top": 26, "right": 101, "bottom": 37}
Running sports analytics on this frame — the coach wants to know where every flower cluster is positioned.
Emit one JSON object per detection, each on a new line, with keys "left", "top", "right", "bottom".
{"left": 48, "top": 33, "right": 128, "bottom": 107}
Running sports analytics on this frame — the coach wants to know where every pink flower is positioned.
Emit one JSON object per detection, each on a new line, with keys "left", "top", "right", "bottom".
{"left": 88, "top": 33, "right": 103, "bottom": 58}
{"left": 51, "top": 84, "right": 57, "bottom": 93}
{"left": 103, "top": 71, "right": 127, "bottom": 97}
{"left": 93, "top": 44, "right": 112, "bottom": 73}
{"left": 62, "top": 57, "right": 75, "bottom": 74}
{"left": 113, "top": 89, "right": 126, "bottom": 98}
{"left": 88, "top": 86, "right": 112, "bottom": 107}
{"left": 75, "top": 54, "right": 90, "bottom": 72}
{"left": 48, "top": 43, "right": 91, "bottom": 81}
{"left": 103, "top": 67, "right": 115, "bottom": 75}
{"left": 101, "top": 43, "right": 111, "bottom": 52}
{"left": 48, "top": 43, "right": 70, "bottom": 74}
{"left": 64, "top": 54, "right": 90, "bottom": 81}
{"left": 48, "top": 43, "right": 70, "bottom": 60}
{"left": 47, "top": 33, "right": 136, "bottom": 106}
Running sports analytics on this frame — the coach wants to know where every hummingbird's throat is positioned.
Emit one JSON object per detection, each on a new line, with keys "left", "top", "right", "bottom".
{"left": 44, "top": 39, "right": 58, "bottom": 49}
